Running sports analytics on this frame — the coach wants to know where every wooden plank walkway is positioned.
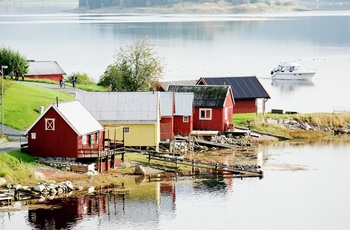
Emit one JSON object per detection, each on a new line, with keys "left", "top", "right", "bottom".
{"left": 176, "top": 136, "right": 239, "bottom": 149}
{"left": 146, "top": 153, "right": 263, "bottom": 178}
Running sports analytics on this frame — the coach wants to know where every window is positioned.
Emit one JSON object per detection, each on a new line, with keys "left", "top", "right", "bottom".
{"left": 45, "top": 118, "right": 55, "bottom": 131}
{"left": 183, "top": 116, "right": 189, "bottom": 123}
{"left": 199, "top": 108, "right": 212, "bottom": 120}
{"left": 225, "top": 107, "right": 228, "bottom": 120}
{"left": 123, "top": 127, "right": 130, "bottom": 134}
{"left": 31, "top": 133, "right": 36, "bottom": 139}
{"left": 82, "top": 135, "right": 87, "bottom": 145}
{"left": 90, "top": 134, "right": 95, "bottom": 146}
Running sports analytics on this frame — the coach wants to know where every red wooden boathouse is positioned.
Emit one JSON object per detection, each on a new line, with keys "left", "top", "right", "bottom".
{"left": 197, "top": 76, "right": 270, "bottom": 114}
{"left": 168, "top": 85, "right": 234, "bottom": 132}
{"left": 24, "top": 100, "right": 124, "bottom": 172}
{"left": 173, "top": 92, "right": 194, "bottom": 136}
{"left": 25, "top": 60, "right": 66, "bottom": 82}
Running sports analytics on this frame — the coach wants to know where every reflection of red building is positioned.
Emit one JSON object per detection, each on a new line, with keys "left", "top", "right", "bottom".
{"left": 28, "top": 196, "right": 107, "bottom": 229}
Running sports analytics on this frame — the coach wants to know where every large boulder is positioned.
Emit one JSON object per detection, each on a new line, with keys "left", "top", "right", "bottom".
{"left": 0, "top": 177, "right": 6, "bottom": 186}
{"left": 134, "top": 165, "right": 146, "bottom": 175}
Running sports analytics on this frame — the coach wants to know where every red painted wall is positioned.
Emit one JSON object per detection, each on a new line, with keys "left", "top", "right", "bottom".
{"left": 26, "top": 74, "right": 64, "bottom": 83}
{"left": 193, "top": 91, "right": 234, "bottom": 132}
{"left": 174, "top": 116, "right": 193, "bottom": 135}
{"left": 233, "top": 100, "right": 257, "bottom": 114}
{"left": 160, "top": 117, "right": 174, "bottom": 140}
{"left": 27, "top": 107, "right": 103, "bottom": 158}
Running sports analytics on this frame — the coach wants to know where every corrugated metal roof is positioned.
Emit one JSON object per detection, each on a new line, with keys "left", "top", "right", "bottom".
{"left": 76, "top": 91, "right": 160, "bottom": 123}
{"left": 26, "top": 61, "right": 66, "bottom": 75}
{"left": 158, "top": 80, "right": 197, "bottom": 91}
{"left": 174, "top": 93, "right": 194, "bottom": 116}
{"left": 198, "top": 76, "right": 270, "bottom": 99}
{"left": 24, "top": 100, "right": 103, "bottom": 136}
{"left": 160, "top": 92, "right": 174, "bottom": 117}
{"left": 168, "top": 85, "right": 231, "bottom": 107}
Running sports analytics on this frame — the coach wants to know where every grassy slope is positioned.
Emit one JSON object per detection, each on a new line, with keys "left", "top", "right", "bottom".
{"left": 3, "top": 81, "right": 74, "bottom": 130}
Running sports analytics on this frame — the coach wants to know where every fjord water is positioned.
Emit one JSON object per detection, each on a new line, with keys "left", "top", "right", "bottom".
{"left": 1, "top": 3, "right": 350, "bottom": 230}
{"left": 0, "top": 3, "right": 350, "bottom": 113}
{"left": 2, "top": 141, "right": 350, "bottom": 230}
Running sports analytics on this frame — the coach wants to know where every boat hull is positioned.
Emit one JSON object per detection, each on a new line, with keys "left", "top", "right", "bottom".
{"left": 271, "top": 71, "right": 315, "bottom": 80}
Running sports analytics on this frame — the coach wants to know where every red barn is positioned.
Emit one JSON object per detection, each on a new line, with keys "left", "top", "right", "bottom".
{"left": 25, "top": 60, "right": 66, "bottom": 82}
{"left": 173, "top": 92, "right": 194, "bottom": 136}
{"left": 197, "top": 76, "right": 270, "bottom": 114}
{"left": 168, "top": 85, "right": 234, "bottom": 132}
{"left": 24, "top": 100, "right": 104, "bottom": 158}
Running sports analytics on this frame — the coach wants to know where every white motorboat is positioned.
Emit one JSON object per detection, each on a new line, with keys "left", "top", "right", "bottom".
{"left": 270, "top": 61, "right": 316, "bottom": 80}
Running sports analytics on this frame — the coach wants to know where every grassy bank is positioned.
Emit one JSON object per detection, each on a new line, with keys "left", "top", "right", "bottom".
{"left": 2, "top": 81, "right": 74, "bottom": 130}
{"left": 234, "top": 112, "right": 350, "bottom": 139}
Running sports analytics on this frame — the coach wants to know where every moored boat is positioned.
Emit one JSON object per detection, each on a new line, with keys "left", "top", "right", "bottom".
{"left": 270, "top": 61, "right": 316, "bottom": 80}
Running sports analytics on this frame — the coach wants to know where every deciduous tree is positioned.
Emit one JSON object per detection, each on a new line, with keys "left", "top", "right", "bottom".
{"left": 0, "top": 47, "right": 28, "bottom": 77}
{"left": 98, "top": 40, "right": 164, "bottom": 91}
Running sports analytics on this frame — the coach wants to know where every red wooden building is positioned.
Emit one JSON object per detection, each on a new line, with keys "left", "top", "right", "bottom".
{"left": 197, "top": 76, "right": 270, "bottom": 114}
{"left": 25, "top": 60, "right": 66, "bottom": 82}
{"left": 24, "top": 100, "right": 124, "bottom": 172}
{"left": 160, "top": 92, "right": 175, "bottom": 140}
{"left": 168, "top": 85, "right": 235, "bottom": 132}
{"left": 173, "top": 92, "right": 194, "bottom": 136}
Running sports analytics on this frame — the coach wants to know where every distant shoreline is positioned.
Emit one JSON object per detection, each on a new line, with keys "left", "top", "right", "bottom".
{"left": 67, "top": 2, "right": 311, "bottom": 14}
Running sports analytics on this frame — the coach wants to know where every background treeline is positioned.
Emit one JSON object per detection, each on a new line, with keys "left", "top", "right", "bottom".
{"left": 78, "top": 0, "right": 272, "bottom": 9}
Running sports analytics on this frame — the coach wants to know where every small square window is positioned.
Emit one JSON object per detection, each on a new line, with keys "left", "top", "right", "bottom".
{"left": 183, "top": 116, "right": 189, "bottom": 123}
{"left": 199, "top": 108, "right": 212, "bottom": 120}
{"left": 31, "top": 133, "right": 36, "bottom": 139}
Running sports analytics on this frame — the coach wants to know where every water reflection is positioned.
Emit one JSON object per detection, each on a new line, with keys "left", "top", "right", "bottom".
{"left": 270, "top": 79, "right": 314, "bottom": 93}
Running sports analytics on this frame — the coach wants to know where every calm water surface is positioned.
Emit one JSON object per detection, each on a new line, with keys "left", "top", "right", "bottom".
{"left": 1, "top": 4, "right": 350, "bottom": 229}
{"left": 2, "top": 140, "right": 350, "bottom": 230}
{"left": 0, "top": 3, "right": 350, "bottom": 112}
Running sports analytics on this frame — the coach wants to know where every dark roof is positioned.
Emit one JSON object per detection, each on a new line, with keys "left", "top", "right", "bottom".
{"left": 168, "top": 85, "right": 232, "bottom": 107}
{"left": 197, "top": 76, "right": 270, "bottom": 99}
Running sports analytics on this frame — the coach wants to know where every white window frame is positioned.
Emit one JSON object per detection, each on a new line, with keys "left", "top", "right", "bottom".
{"left": 31, "top": 133, "right": 36, "bottom": 139}
{"left": 82, "top": 135, "right": 87, "bottom": 145}
{"left": 225, "top": 107, "right": 228, "bottom": 121}
{"left": 183, "top": 116, "right": 189, "bottom": 123}
{"left": 199, "top": 108, "right": 212, "bottom": 120}
{"left": 45, "top": 118, "right": 55, "bottom": 131}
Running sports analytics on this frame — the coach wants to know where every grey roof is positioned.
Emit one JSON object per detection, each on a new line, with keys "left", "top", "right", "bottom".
{"left": 168, "top": 85, "right": 232, "bottom": 108}
{"left": 160, "top": 92, "right": 174, "bottom": 117}
{"left": 197, "top": 76, "right": 270, "bottom": 99}
{"left": 174, "top": 93, "right": 194, "bottom": 116}
{"left": 26, "top": 61, "right": 66, "bottom": 75}
{"left": 24, "top": 100, "right": 103, "bottom": 136}
{"left": 76, "top": 91, "right": 160, "bottom": 123}
{"left": 158, "top": 79, "right": 197, "bottom": 91}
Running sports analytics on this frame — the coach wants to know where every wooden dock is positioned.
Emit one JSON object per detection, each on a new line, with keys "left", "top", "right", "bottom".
{"left": 0, "top": 189, "right": 14, "bottom": 206}
{"left": 146, "top": 152, "right": 263, "bottom": 178}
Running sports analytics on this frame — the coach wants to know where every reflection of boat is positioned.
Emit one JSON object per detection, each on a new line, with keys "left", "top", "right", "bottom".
{"left": 271, "top": 79, "right": 314, "bottom": 93}
{"left": 270, "top": 61, "right": 316, "bottom": 80}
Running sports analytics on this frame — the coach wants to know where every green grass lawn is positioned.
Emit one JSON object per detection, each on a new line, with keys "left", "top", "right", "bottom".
{"left": 2, "top": 81, "right": 74, "bottom": 130}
